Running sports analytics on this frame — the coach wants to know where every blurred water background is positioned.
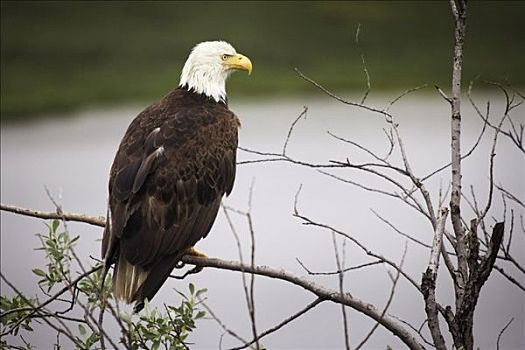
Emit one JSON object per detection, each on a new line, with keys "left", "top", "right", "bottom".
{"left": 1, "top": 1, "right": 524, "bottom": 119}
{"left": 1, "top": 1, "right": 524, "bottom": 349}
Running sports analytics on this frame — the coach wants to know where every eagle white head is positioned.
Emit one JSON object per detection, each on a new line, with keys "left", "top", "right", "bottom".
{"left": 179, "top": 41, "right": 252, "bottom": 103}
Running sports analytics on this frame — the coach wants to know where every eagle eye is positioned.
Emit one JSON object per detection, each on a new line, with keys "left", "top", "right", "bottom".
{"left": 221, "top": 54, "right": 229, "bottom": 61}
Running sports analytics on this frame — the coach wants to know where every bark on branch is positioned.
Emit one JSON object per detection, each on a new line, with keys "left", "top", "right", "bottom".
{"left": 450, "top": 222, "right": 505, "bottom": 350}
{"left": 421, "top": 207, "right": 449, "bottom": 350}
{"left": 181, "top": 255, "right": 424, "bottom": 350}
{"left": 449, "top": 0, "right": 468, "bottom": 311}
{"left": 0, "top": 203, "right": 106, "bottom": 227}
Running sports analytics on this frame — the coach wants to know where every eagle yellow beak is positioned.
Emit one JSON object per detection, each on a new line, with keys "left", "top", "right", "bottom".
{"left": 224, "top": 53, "right": 252, "bottom": 75}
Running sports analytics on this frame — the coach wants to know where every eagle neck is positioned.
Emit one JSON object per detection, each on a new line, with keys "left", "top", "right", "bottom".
{"left": 178, "top": 67, "right": 229, "bottom": 104}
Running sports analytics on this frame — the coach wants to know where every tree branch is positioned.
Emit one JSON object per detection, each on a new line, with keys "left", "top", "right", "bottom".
{"left": 228, "top": 297, "right": 324, "bottom": 350}
{"left": 355, "top": 242, "right": 407, "bottom": 350}
{"left": 421, "top": 208, "right": 449, "bottom": 350}
{"left": 448, "top": 0, "right": 468, "bottom": 311}
{"left": 0, "top": 203, "right": 106, "bottom": 227}
{"left": 182, "top": 255, "right": 424, "bottom": 350}
{"left": 1, "top": 203, "right": 425, "bottom": 350}
{"left": 451, "top": 222, "right": 504, "bottom": 350}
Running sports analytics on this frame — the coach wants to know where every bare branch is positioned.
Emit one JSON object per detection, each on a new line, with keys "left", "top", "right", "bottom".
{"left": 355, "top": 242, "right": 408, "bottom": 349}
{"left": 318, "top": 170, "right": 428, "bottom": 217}
{"left": 390, "top": 316, "right": 436, "bottom": 348}
{"left": 496, "top": 317, "right": 515, "bottom": 350}
{"left": 327, "top": 131, "right": 390, "bottom": 164}
{"left": 221, "top": 204, "right": 259, "bottom": 349}
{"left": 371, "top": 209, "right": 432, "bottom": 249}
{"left": 282, "top": 106, "right": 308, "bottom": 156}
{"left": 199, "top": 300, "right": 249, "bottom": 346}
{"left": 332, "top": 233, "right": 351, "bottom": 350}
{"left": 476, "top": 81, "right": 525, "bottom": 154}
{"left": 296, "top": 258, "right": 383, "bottom": 276}
{"left": 182, "top": 255, "right": 425, "bottom": 350}
{"left": 434, "top": 85, "right": 452, "bottom": 105}
{"left": 246, "top": 181, "right": 259, "bottom": 350}
{"left": 359, "top": 53, "right": 371, "bottom": 105}
{"left": 294, "top": 67, "right": 394, "bottom": 122}
{"left": 421, "top": 207, "right": 449, "bottom": 350}
{"left": 496, "top": 183, "right": 525, "bottom": 209}
{"left": 293, "top": 204, "right": 425, "bottom": 296}
{"left": 0, "top": 203, "right": 106, "bottom": 227}
{"left": 354, "top": 23, "right": 371, "bottom": 105}
{"left": 448, "top": 0, "right": 468, "bottom": 311}
{"left": 385, "top": 84, "right": 428, "bottom": 112}
{"left": 450, "top": 222, "right": 505, "bottom": 350}
{"left": 477, "top": 109, "right": 508, "bottom": 223}
{"left": 228, "top": 298, "right": 324, "bottom": 350}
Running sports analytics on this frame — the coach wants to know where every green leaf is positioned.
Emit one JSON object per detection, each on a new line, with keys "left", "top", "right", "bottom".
{"left": 78, "top": 324, "right": 87, "bottom": 336}
{"left": 51, "top": 219, "right": 60, "bottom": 233}
{"left": 31, "top": 268, "right": 46, "bottom": 277}
{"left": 195, "top": 288, "right": 207, "bottom": 297}
{"left": 188, "top": 283, "right": 195, "bottom": 295}
{"left": 21, "top": 323, "right": 33, "bottom": 331}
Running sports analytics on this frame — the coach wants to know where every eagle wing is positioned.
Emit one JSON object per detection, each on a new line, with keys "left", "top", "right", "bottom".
{"left": 102, "top": 92, "right": 238, "bottom": 310}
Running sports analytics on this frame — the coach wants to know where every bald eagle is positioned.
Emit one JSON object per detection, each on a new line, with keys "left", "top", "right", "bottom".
{"left": 101, "top": 41, "right": 252, "bottom": 311}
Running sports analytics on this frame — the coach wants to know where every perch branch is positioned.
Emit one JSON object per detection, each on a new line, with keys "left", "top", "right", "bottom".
{"left": 0, "top": 203, "right": 106, "bottom": 227}
{"left": 182, "top": 255, "right": 425, "bottom": 350}
{"left": 1, "top": 203, "right": 425, "bottom": 350}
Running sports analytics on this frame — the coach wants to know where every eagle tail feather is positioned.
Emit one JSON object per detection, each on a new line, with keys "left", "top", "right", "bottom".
{"left": 113, "top": 253, "right": 148, "bottom": 303}
{"left": 130, "top": 253, "right": 183, "bottom": 312}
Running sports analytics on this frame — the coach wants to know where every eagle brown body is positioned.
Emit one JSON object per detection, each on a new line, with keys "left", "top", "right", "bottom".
{"left": 102, "top": 86, "right": 239, "bottom": 311}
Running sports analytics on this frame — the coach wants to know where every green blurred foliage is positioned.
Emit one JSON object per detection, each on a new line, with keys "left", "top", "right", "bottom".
{"left": 1, "top": 1, "right": 524, "bottom": 119}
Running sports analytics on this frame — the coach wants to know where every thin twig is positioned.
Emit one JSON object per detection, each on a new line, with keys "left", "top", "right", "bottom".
{"left": 355, "top": 242, "right": 408, "bottom": 349}
{"left": 332, "top": 232, "right": 351, "bottom": 350}
{"left": 296, "top": 258, "right": 383, "bottom": 276}
{"left": 200, "top": 299, "right": 249, "bottom": 345}
{"left": 294, "top": 67, "right": 394, "bottom": 122}
{"left": 227, "top": 298, "right": 325, "bottom": 350}
{"left": 496, "top": 317, "right": 515, "bottom": 350}
{"left": 282, "top": 106, "right": 308, "bottom": 156}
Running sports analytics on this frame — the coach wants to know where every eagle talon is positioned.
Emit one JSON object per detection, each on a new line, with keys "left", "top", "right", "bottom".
{"left": 175, "top": 261, "right": 186, "bottom": 269}
{"left": 171, "top": 265, "right": 203, "bottom": 279}
{"left": 186, "top": 246, "right": 208, "bottom": 258}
